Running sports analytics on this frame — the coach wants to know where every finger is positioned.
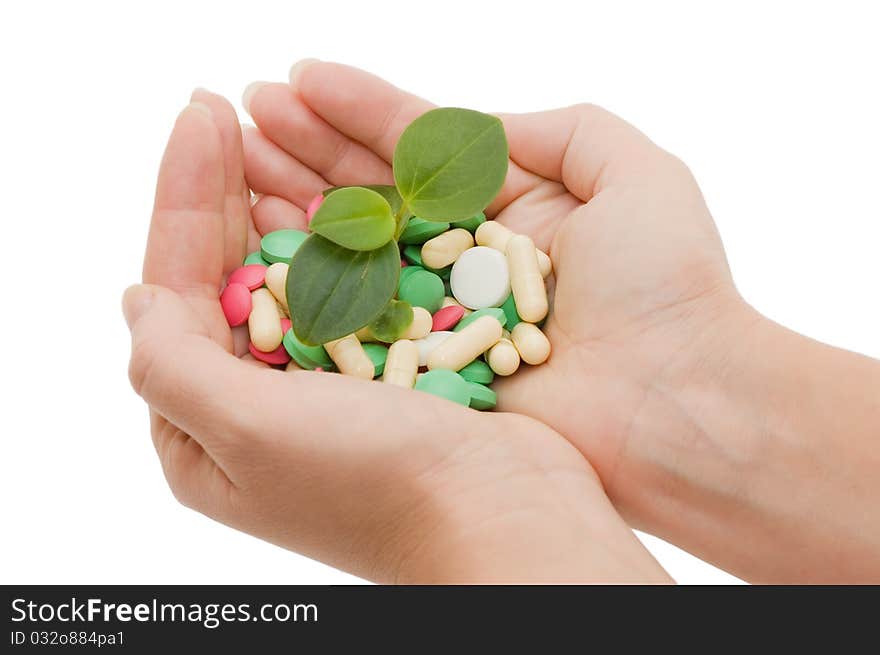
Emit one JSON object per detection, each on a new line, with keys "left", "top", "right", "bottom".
{"left": 122, "top": 283, "right": 477, "bottom": 487}
{"left": 191, "top": 88, "right": 253, "bottom": 273}
{"left": 243, "top": 192, "right": 263, "bottom": 253}
{"left": 149, "top": 411, "right": 234, "bottom": 511}
{"left": 242, "top": 125, "right": 328, "bottom": 209}
{"left": 244, "top": 82, "right": 392, "bottom": 186}
{"left": 239, "top": 353, "right": 271, "bottom": 369}
{"left": 145, "top": 102, "right": 225, "bottom": 291}
{"left": 289, "top": 60, "right": 542, "bottom": 215}
{"left": 124, "top": 283, "right": 248, "bottom": 463}
{"left": 251, "top": 194, "right": 308, "bottom": 235}
{"left": 289, "top": 60, "right": 431, "bottom": 163}
{"left": 144, "top": 102, "right": 230, "bottom": 347}
{"left": 498, "top": 104, "right": 678, "bottom": 203}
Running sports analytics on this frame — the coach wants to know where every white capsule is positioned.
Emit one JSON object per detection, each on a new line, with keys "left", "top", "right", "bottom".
{"left": 507, "top": 235, "right": 548, "bottom": 323}
{"left": 427, "top": 316, "right": 502, "bottom": 371}
{"left": 487, "top": 338, "right": 521, "bottom": 376}
{"left": 324, "top": 334, "right": 374, "bottom": 379}
{"left": 475, "top": 221, "right": 552, "bottom": 277}
{"left": 383, "top": 339, "right": 419, "bottom": 388}
{"left": 413, "top": 331, "right": 455, "bottom": 367}
{"left": 510, "top": 322, "right": 551, "bottom": 365}
{"left": 421, "top": 228, "right": 474, "bottom": 269}
{"left": 248, "top": 288, "right": 283, "bottom": 352}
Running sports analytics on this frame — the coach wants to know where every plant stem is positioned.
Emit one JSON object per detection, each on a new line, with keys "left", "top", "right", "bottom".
{"left": 394, "top": 202, "right": 411, "bottom": 241}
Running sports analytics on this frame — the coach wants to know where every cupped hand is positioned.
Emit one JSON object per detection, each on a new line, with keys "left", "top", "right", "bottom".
{"left": 242, "top": 61, "right": 747, "bottom": 530}
{"left": 124, "top": 89, "right": 669, "bottom": 583}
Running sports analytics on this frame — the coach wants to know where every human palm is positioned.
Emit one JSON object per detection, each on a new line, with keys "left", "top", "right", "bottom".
{"left": 242, "top": 62, "right": 740, "bottom": 521}
{"left": 126, "top": 86, "right": 669, "bottom": 582}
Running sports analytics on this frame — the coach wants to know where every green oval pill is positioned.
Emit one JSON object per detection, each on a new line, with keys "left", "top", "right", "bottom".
{"left": 399, "top": 264, "right": 424, "bottom": 287}
{"left": 414, "top": 369, "right": 471, "bottom": 406}
{"left": 399, "top": 217, "right": 450, "bottom": 245}
{"left": 398, "top": 269, "right": 444, "bottom": 313}
{"left": 500, "top": 293, "right": 521, "bottom": 329}
{"left": 261, "top": 229, "right": 308, "bottom": 264}
{"left": 458, "top": 359, "right": 495, "bottom": 385}
{"left": 243, "top": 250, "right": 270, "bottom": 266}
{"left": 282, "top": 329, "right": 334, "bottom": 370}
{"left": 452, "top": 211, "right": 486, "bottom": 233}
{"left": 467, "top": 381, "right": 497, "bottom": 411}
{"left": 454, "top": 307, "right": 507, "bottom": 332}
{"left": 362, "top": 343, "right": 389, "bottom": 377}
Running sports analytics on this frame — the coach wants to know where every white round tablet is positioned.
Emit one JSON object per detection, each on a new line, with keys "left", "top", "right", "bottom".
{"left": 450, "top": 246, "right": 510, "bottom": 309}
{"left": 414, "top": 331, "right": 455, "bottom": 367}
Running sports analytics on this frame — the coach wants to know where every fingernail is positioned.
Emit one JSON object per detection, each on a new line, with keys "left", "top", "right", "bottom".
{"left": 241, "top": 81, "right": 268, "bottom": 115}
{"left": 185, "top": 101, "right": 213, "bottom": 118}
{"left": 122, "top": 284, "right": 155, "bottom": 330}
{"left": 288, "top": 58, "right": 320, "bottom": 87}
{"left": 249, "top": 192, "right": 262, "bottom": 208}
{"left": 190, "top": 87, "right": 211, "bottom": 102}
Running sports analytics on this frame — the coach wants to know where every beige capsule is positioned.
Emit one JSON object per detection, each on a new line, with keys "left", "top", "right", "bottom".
{"left": 248, "top": 288, "right": 283, "bottom": 352}
{"left": 399, "top": 306, "right": 432, "bottom": 340}
{"left": 382, "top": 339, "right": 419, "bottom": 388}
{"left": 487, "top": 338, "right": 521, "bottom": 376}
{"left": 427, "top": 315, "right": 502, "bottom": 371}
{"left": 421, "top": 228, "right": 475, "bottom": 269}
{"left": 324, "top": 334, "right": 375, "bottom": 380}
{"left": 510, "top": 322, "right": 551, "bottom": 365}
{"left": 536, "top": 249, "right": 552, "bottom": 278}
{"left": 475, "top": 221, "right": 552, "bottom": 278}
{"left": 507, "top": 235, "right": 548, "bottom": 323}
{"left": 264, "top": 262, "right": 289, "bottom": 313}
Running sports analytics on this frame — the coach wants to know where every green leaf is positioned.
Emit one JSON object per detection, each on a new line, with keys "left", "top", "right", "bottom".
{"left": 287, "top": 234, "right": 400, "bottom": 345}
{"left": 369, "top": 299, "right": 414, "bottom": 342}
{"left": 393, "top": 107, "right": 508, "bottom": 221}
{"left": 325, "top": 184, "right": 410, "bottom": 219}
{"left": 310, "top": 187, "right": 395, "bottom": 251}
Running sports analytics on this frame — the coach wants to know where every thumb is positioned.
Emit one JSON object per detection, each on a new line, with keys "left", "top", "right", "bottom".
{"left": 122, "top": 283, "right": 245, "bottom": 453}
{"left": 498, "top": 104, "right": 682, "bottom": 202}
{"left": 122, "top": 284, "right": 157, "bottom": 330}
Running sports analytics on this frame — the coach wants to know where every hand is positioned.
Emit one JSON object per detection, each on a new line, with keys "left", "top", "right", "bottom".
{"left": 241, "top": 62, "right": 740, "bottom": 534}
{"left": 124, "top": 90, "right": 670, "bottom": 583}
{"left": 242, "top": 62, "right": 880, "bottom": 583}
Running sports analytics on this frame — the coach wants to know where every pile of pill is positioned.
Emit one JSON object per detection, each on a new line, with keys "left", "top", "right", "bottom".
{"left": 219, "top": 195, "right": 553, "bottom": 410}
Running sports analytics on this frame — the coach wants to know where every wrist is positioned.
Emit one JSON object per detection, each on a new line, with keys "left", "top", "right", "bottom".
{"left": 622, "top": 297, "right": 880, "bottom": 582}
{"left": 604, "top": 291, "right": 765, "bottom": 525}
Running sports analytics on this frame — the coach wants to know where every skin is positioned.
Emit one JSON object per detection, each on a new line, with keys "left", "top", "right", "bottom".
{"left": 124, "top": 91, "right": 669, "bottom": 584}
{"left": 125, "top": 62, "right": 880, "bottom": 584}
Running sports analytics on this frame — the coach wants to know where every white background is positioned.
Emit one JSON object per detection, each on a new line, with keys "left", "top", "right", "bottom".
{"left": 1, "top": 1, "right": 877, "bottom": 584}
